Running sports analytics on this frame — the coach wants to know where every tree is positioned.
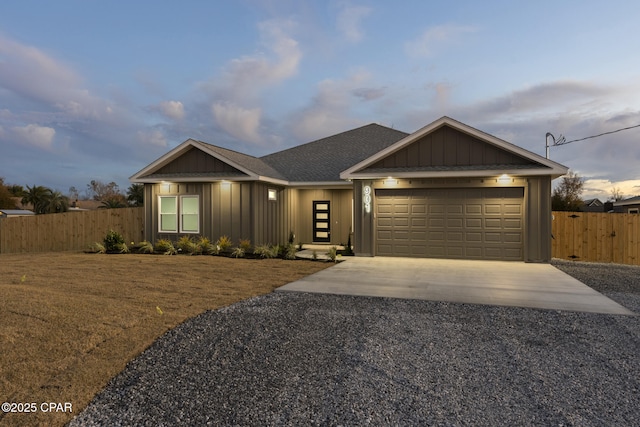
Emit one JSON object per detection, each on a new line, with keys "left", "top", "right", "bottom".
{"left": 43, "top": 191, "right": 70, "bottom": 213}
{"left": 126, "top": 183, "right": 144, "bottom": 207}
{"left": 0, "top": 178, "right": 17, "bottom": 209}
{"left": 99, "top": 198, "right": 127, "bottom": 209}
{"left": 86, "top": 180, "right": 123, "bottom": 202}
{"left": 609, "top": 187, "right": 625, "bottom": 202}
{"left": 21, "top": 185, "right": 52, "bottom": 214}
{"left": 552, "top": 170, "right": 584, "bottom": 211}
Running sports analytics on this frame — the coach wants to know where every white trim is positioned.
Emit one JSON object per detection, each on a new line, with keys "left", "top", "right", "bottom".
{"left": 158, "top": 195, "right": 178, "bottom": 233}
{"left": 340, "top": 116, "right": 568, "bottom": 179}
{"left": 179, "top": 195, "right": 200, "bottom": 234}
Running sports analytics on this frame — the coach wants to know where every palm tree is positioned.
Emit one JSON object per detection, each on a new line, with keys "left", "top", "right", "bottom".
{"left": 99, "top": 197, "right": 127, "bottom": 209}
{"left": 21, "top": 185, "right": 52, "bottom": 214}
{"left": 126, "top": 183, "right": 144, "bottom": 207}
{"left": 43, "top": 191, "right": 70, "bottom": 213}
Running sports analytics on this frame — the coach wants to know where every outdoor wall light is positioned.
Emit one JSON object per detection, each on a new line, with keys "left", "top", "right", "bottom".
{"left": 220, "top": 180, "right": 231, "bottom": 188}
{"left": 497, "top": 174, "right": 511, "bottom": 184}
{"left": 384, "top": 177, "right": 398, "bottom": 186}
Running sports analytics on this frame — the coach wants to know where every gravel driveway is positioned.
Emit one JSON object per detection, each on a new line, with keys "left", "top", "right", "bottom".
{"left": 70, "top": 260, "right": 640, "bottom": 426}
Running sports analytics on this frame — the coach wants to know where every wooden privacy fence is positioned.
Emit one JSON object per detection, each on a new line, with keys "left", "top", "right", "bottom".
{"left": 552, "top": 211, "right": 640, "bottom": 265}
{"left": 0, "top": 207, "right": 144, "bottom": 254}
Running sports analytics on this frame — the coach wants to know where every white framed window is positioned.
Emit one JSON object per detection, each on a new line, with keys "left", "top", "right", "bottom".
{"left": 159, "top": 196, "right": 177, "bottom": 232}
{"left": 180, "top": 195, "right": 199, "bottom": 233}
{"left": 629, "top": 208, "right": 639, "bottom": 214}
{"left": 158, "top": 195, "right": 200, "bottom": 233}
{"left": 268, "top": 188, "right": 277, "bottom": 201}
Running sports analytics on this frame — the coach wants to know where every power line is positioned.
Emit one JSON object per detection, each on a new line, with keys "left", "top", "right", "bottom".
{"left": 554, "top": 123, "right": 640, "bottom": 146}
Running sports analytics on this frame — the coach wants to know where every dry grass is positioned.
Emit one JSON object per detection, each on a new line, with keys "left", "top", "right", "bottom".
{"left": 0, "top": 252, "right": 331, "bottom": 427}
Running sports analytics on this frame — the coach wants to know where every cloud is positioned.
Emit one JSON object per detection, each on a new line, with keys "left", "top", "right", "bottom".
{"left": 582, "top": 178, "right": 640, "bottom": 200}
{"left": 290, "top": 71, "right": 374, "bottom": 141}
{"left": 336, "top": 4, "right": 371, "bottom": 43}
{"left": 136, "top": 129, "right": 168, "bottom": 148}
{"left": 405, "top": 24, "right": 477, "bottom": 58}
{"left": 0, "top": 35, "right": 80, "bottom": 104}
{"left": 212, "top": 103, "right": 262, "bottom": 144}
{"left": 212, "top": 18, "right": 302, "bottom": 102}
{"left": 11, "top": 124, "right": 56, "bottom": 150}
{"left": 153, "top": 100, "right": 185, "bottom": 120}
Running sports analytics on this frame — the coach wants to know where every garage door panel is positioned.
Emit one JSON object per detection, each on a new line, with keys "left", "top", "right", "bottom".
{"left": 376, "top": 187, "right": 523, "bottom": 260}
{"left": 466, "top": 232, "right": 482, "bottom": 242}
{"left": 485, "top": 218, "right": 502, "bottom": 228}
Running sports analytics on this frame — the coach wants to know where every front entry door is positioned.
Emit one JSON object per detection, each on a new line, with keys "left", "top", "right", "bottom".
{"left": 313, "top": 201, "right": 331, "bottom": 242}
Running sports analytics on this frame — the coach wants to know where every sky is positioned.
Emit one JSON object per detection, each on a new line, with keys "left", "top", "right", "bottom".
{"left": 1, "top": 0, "right": 639, "bottom": 201}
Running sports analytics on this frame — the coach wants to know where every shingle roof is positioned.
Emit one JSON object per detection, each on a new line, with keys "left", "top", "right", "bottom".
{"left": 260, "top": 124, "right": 409, "bottom": 182}
{"left": 197, "top": 141, "right": 289, "bottom": 181}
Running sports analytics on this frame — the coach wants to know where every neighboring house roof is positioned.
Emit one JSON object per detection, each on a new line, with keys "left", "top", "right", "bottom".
{"left": 0, "top": 209, "right": 35, "bottom": 217}
{"left": 613, "top": 195, "right": 640, "bottom": 206}
{"left": 341, "top": 116, "right": 568, "bottom": 179}
{"left": 582, "top": 198, "right": 604, "bottom": 207}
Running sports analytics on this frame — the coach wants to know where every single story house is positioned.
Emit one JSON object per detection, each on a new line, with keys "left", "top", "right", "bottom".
{"left": 612, "top": 196, "right": 640, "bottom": 213}
{"left": 581, "top": 198, "right": 605, "bottom": 212}
{"left": 130, "top": 116, "right": 568, "bottom": 262}
{"left": 0, "top": 209, "right": 35, "bottom": 218}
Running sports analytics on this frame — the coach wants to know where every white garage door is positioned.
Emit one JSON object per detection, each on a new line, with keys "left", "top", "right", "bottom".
{"left": 376, "top": 187, "right": 524, "bottom": 260}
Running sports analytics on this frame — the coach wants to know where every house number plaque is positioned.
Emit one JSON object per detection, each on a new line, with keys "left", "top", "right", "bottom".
{"left": 363, "top": 185, "right": 372, "bottom": 213}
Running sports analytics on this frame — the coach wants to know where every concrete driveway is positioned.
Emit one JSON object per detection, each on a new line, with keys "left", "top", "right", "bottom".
{"left": 278, "top": 257, "right": 634, "bottom": 315}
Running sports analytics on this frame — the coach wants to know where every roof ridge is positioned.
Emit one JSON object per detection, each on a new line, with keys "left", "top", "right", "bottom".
{"left": 260, "top": 123, "right": 407, "bottom": 160}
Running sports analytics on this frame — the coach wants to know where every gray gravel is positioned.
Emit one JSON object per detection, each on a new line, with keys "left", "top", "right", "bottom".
{"left": 70, "top": 260, "right": 640, "bottom": 426}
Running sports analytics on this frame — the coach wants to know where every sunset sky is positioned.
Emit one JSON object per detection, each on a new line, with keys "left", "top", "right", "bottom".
{"left": 1, "top": 0, "right": 639, "bottom": 200}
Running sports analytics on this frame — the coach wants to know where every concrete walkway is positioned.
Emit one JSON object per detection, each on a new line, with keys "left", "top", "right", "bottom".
{"left": 278, "top": 257, "right": 635, "bottom": 315}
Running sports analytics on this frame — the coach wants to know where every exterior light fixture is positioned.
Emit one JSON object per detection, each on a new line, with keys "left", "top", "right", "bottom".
{"left": 497, "top": 174, "right": 511, "bottom": 184}
{"left": 384, "top": 177, "right": 398, "bottom": 185}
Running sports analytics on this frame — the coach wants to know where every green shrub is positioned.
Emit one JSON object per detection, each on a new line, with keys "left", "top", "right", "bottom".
{"left": 216, "top": 235, "right": 233, "bottom": 252}
{"left": 154, "top": 239, "right": 177, "bottom": 255}
{"left": 103, "top": 229, "right": 125, "bottom": 253}
{"left": 239, "top": 238, "right": 252, "bottom": 252}
{"left": 254, "top": 244, "right": 278, "bottom": 259}
{"left": 115, "top": 242, "right": 129, "bottom": 254}
{"left": 326, "top": 246, "right": 338, "bottom": 263}
{"left": 137, "top": 240, "right": 154, "bottom": 254}
{"left": 231, "top": 247, "right": 245, "bottom": 258}
{"left": 197, "top": 236, "right": 217, "bottom": 255}
{"left": 177, "top": 235, "right": 197, "bottom": 254}
{"left": 91, "top": 242, "right": 106, "bottom": 254}
{"left": 283, "top": 243, "right": 297, "bottom": 260}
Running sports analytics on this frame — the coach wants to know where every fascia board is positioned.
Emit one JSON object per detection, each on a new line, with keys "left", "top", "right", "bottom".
{"left": 345, "top": 167, "right": 568, "bottom": 180}
{"left": 287, "top": 181, "right": 352, "bottom": 188}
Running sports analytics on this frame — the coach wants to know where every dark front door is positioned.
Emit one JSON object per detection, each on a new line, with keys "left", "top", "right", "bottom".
{"left": 313, "top": 201, "right": 330, "bottom": 242}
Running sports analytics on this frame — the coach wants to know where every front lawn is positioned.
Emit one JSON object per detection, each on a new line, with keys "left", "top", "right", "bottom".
{"left": 0, "top": 252, "right": 330, "bottom": 427}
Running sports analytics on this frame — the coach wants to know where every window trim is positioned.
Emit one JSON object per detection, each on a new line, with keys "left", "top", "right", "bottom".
{"left": 158, "top": 195, "right": 200, "bottom": 233}
{"left": 180, "top": 195, "right": 200, "bottom": 233}
{"left": 159, "top": 196, "right": 178, "bottom": 233}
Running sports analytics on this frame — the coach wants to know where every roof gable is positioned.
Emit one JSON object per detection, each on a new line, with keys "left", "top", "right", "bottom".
{"left": 341, "top": 117, "right": 568, "bottom": 179}
{"left": 153, "top": 146, "right": 245, "bottom": 176}
{"left": 130, "top": 139, "right": 287, "bottom": 183}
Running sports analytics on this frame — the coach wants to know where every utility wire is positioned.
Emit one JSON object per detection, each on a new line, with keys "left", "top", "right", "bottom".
{"left": 554, "top": 123, "right": 640, "bottom": 146}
